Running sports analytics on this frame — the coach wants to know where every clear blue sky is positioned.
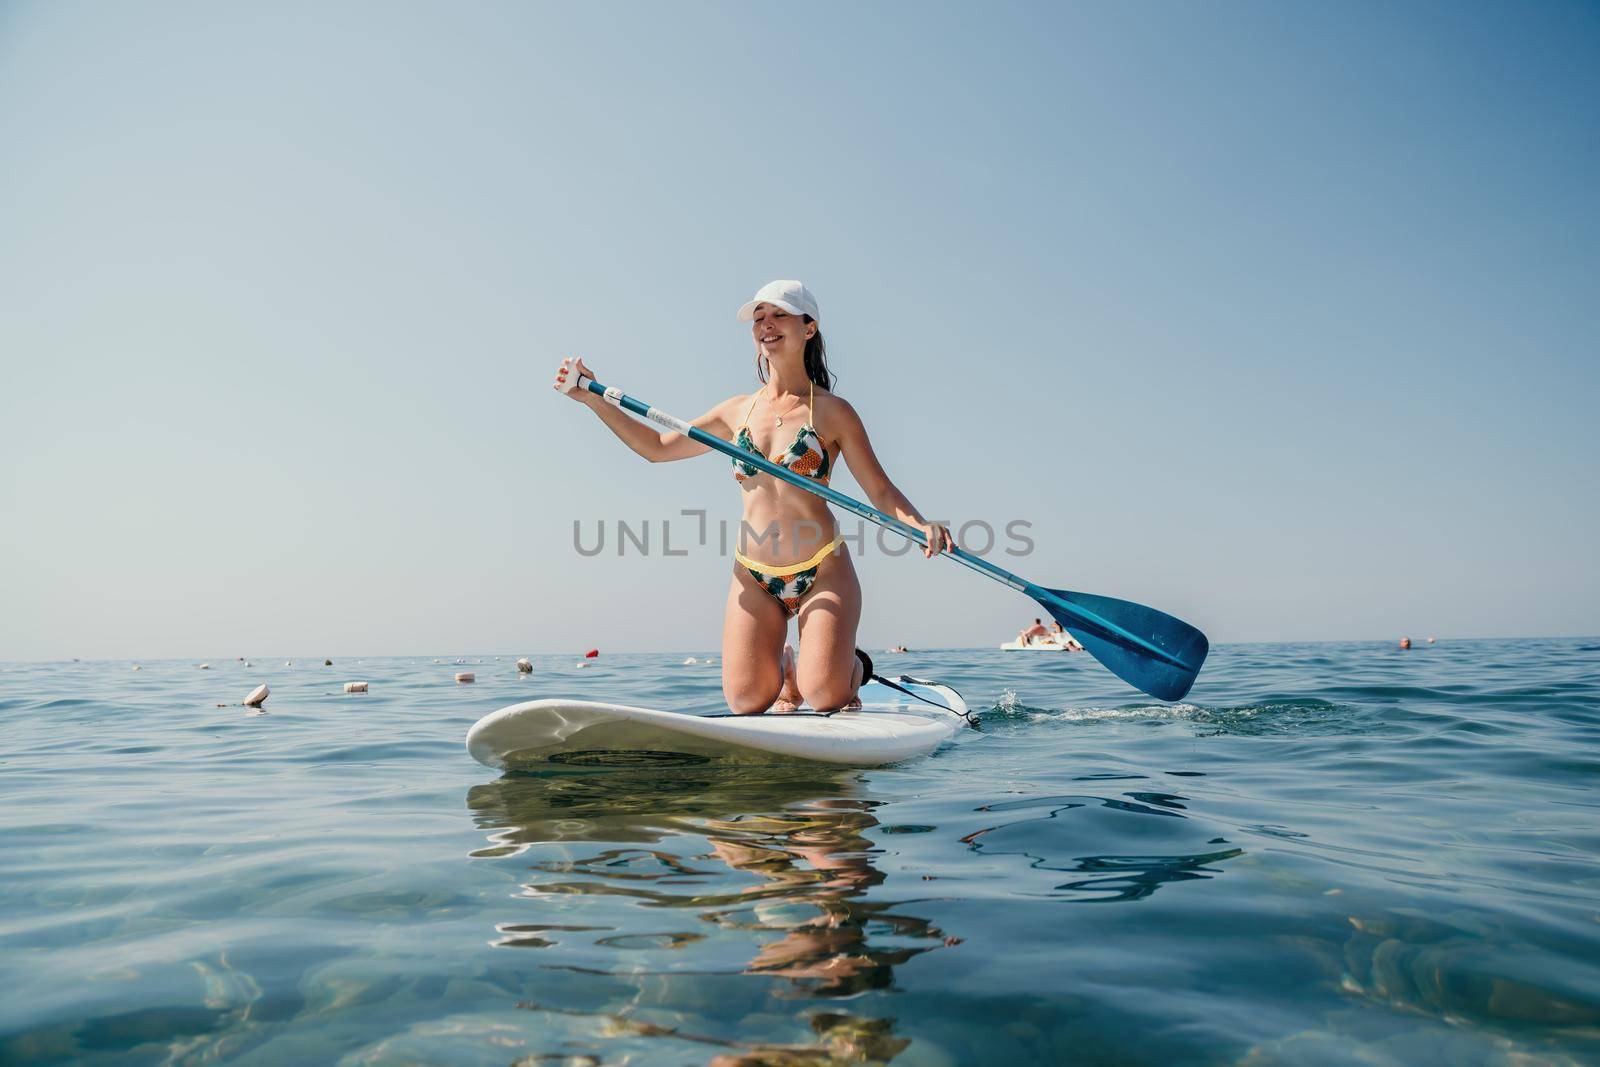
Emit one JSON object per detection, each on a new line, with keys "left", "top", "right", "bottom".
{"left": 2, "top": 1, "right": 1596, "bottom": 660}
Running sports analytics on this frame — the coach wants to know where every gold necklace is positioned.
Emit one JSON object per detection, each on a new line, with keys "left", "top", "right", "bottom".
{"left": 767, "top": 387, "right": 805, "bottom": 427}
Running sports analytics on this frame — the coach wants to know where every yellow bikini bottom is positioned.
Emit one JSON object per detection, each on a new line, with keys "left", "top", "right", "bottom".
{"left": 736, "top": 535, "right": 846, "bottom": 619}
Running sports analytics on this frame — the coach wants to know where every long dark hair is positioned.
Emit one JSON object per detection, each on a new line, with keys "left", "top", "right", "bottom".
{"left": 756, "top": 315, "right": 834, "bottom": 391}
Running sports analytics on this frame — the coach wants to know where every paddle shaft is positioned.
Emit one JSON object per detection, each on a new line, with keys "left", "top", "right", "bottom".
{"left": 571, "top": 374, "right": 1185, "bottom": 667}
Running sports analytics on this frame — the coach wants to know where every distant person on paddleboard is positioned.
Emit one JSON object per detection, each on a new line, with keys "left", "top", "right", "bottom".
{"left": 555, "top": 280, "right": 952, "bottom": 714}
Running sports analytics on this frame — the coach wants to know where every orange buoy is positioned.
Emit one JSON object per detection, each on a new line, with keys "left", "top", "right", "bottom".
{"left": 584, "top": 649, "right": 599, "bottom": 658}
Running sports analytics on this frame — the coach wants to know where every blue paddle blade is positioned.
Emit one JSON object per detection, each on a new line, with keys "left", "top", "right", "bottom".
{"left": 1035, "top": 587, "right": 1209, "bottom": 702}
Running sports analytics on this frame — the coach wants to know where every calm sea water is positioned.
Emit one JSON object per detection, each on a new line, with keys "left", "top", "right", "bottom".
{"left": 2, "top": 639, "right": 1598, "bottom": 1066}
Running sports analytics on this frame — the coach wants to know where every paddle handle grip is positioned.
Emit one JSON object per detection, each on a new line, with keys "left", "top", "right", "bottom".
{"left": 559, "top": 368, "right": 607, "bottom": 401}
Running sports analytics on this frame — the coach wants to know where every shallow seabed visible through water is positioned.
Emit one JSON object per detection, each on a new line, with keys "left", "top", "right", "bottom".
{"left": 2, "top": 638, "right": 1598, "bottom": 1065}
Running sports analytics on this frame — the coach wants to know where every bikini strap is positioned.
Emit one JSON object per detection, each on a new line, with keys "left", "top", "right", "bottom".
{"left": 737, "top": 390, "right": 761, "bottom": 432}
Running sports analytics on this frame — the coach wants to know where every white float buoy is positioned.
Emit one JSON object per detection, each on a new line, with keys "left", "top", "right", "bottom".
{"left": 198, "top": 663, "right": 210, "bottom": 670}
{"left": 515, "top": 658, "right": 533, "bottom": 674}
{"left": 244, "top": 683, "right": 269, "bottom": 708}
{"left": 683, "top": 657, "right": 698, "bottom": 665}
{"left": 132, "top": 665, "right": 142, "bottom": 671}
{"left": 344, "top": 681, "right": 368, "bottom": 693}
{"left": 456, "top": 672, "right": 475, "bottom": 684}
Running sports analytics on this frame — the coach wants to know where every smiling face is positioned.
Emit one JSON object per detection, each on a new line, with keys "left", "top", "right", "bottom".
{"left": 751, "top": 303, "right": 815, "bottom": 366}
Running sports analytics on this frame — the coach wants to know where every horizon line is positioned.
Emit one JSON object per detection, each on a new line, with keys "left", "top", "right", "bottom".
{"left": 4, "top": 633, "right": 1597, "bottom": 667}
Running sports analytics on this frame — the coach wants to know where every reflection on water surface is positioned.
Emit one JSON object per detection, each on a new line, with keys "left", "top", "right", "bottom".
{"left": 469, "top": 766, "right": 959, "bottom": 1061}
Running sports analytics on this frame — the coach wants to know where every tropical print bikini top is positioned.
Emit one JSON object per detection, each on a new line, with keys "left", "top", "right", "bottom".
{"left": 731, "top": 379, "right": 832, "bottom": 485}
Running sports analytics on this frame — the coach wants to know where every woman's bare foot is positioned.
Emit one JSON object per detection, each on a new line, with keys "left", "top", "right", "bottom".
{"left": 773, "top": 644, "right": 802, "bottom": 713}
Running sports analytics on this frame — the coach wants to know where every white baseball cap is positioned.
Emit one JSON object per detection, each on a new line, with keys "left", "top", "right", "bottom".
{"left": 736, "top": 280, "right": 820, "bottom": 322}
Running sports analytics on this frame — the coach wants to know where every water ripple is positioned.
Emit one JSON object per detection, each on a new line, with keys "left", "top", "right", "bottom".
{"left": 1, "top": 642, "right": 1598, "bottom": 1064}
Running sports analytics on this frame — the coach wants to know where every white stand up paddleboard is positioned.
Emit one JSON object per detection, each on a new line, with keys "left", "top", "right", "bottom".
{"left": 466, "top": 676, "right": 971, "bottom": 768}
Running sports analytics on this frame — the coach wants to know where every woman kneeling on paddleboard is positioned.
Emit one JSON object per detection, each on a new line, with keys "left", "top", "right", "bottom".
{"left": 555, "top": 280, "right": 952, "bottom": 714}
